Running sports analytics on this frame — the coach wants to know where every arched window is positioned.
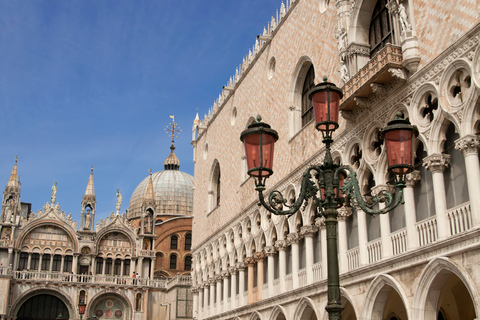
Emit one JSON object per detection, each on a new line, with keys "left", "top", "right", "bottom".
{"left": 171, "top": 235, "right": 178, "bottom": 250}
{"left": 52, "top": 255, "right": 62, "bottom": 272}
{"left": 369, "top": 0, "right": 393, "bottom": 57}
{"left": 209, "top": 162, "right": 221, "bottom": 210}
{"left": 170, "top": 254, "right": 177, "bottom": 270}
{"left": 184, "top": 256, "right": 192, "bottom": 271}
{"left": 301, "top": 65, "right": 315, "bottom": 127}
{"left": 185, "top": 233, "right": 192, "bottom": 250}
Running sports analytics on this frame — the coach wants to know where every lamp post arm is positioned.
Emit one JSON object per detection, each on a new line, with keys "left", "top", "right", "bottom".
{"left": 338, "top": 166, "right": 405, "bottom": 215}
{"left": 257, "top": 165, "right": 324, "bottom": 216}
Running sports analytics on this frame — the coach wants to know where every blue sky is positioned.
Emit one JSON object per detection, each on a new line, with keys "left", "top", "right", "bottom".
{"left": 0, "top": 0, "right": 283, "bottom": 222}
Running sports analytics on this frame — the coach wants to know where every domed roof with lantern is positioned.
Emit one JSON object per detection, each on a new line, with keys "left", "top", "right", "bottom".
{"left": 127, "top": 117, "right": 194, "bottom": 219}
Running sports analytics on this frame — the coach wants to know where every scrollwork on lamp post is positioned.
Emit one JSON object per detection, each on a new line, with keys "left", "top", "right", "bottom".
{"left": 240, "top": 77, "right": 418, "bottom": 320}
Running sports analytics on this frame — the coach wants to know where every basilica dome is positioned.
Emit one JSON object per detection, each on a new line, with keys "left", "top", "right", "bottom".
{"left": 127, "top": 144, "right": 194, "bottom": 219}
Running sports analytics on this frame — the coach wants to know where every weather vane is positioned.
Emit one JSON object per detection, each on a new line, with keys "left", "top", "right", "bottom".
{"left": 165, "top": 115, "right": 182, "bottom": 144}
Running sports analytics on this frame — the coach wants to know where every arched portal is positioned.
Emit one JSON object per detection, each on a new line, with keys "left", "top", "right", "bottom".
{"left": 342, "top": 296, "right": 357, "bottom": 320}
{"left": 17, "top": 294, "right": 69, "bottom": 320}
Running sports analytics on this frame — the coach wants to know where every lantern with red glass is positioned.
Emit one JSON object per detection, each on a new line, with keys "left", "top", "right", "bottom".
{"left": 240, "top": 115, "right": 279, "bottom": 186}
{"left": 380, "top": 112, "right": 418, "bottom": 178}
{"left": 308, "top": 76, "right": 343, "bottom": 133}
{"left": 78, "top": 300, "right": 86, "bottom": 320}
{"left": 319, "top": 170, "right": 347, "bottom": 207}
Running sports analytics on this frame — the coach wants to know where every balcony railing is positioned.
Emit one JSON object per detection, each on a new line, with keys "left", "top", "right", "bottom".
{"left": 12, "top": 270, "right": 167, "bottom": 288}
{"left": 447, "top": 202, "right": 472, "bottom": 236}
{"left": 346, "top": 247, "right": 359, "bottom": 271}
{"left": 417, "top": 216, "right": 438, "bottom": 246}
{"left": 139, "top": 249, "right": 157, "bottom": 257}
{"left": 312, "top": 262, "right": 322, "bottom": 282}
{"left": 367, "top": 239, "right": 382, "bottom": 264}
{"left": 391, "top": 228, "right": 408, "bottom": 255}
{"left": 0, "top": 239, "right": 13, "bottom": 247}
{"left": 340, "top": 44, "right": 403, "bottom": 111}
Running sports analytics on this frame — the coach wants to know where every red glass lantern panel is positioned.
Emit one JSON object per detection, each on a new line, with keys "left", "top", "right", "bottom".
{"left": 384, "top": 128, "right": 414, "bottom": 174}
{"left": 79, "top": 304, "right": 86, "bottom": 315}
{"left": 312, "top": 90, "right": 341, "bottom": 131}
{"left": 243, "top": 133, "right": 276, "bottom": 177}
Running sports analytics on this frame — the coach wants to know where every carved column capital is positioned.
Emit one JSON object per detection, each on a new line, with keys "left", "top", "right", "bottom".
{"left": 221, "top": 271, "right": 229, "bottom": 278}
{"left": 455, "top": 135, "right": 480, "bottom": 156}
{"left": 337, "top": 206, "right": 353, "bottom": 221}
{"left": 300, "top": 225, "right": 318, "bottom": 236}
{"left": 236, "top": 261, "right": 246, "bottom": 271}
{"left": 244, "top": 257, "right": 255, "bottom": 266}
{"left": 286, "top": 233, "right": 300, "bottom": 244}
{"left": 253, "top": 252, "right": 266, "bottom": 261}
{"left": 315, "top": 216, "right": 325, "bottom": 228}
{"left": 405, "top": 170, "right": 421, "bottom": 187}
{"left": 228, "top": 266, "right": 237, "bottom": 274}
{"left": 274, "top": 240, "right": 288, "bottom": 250}
{"left": 423, "top": 153, "right": 450, "bottom": 173}
{"left": 264, "top": 246, "right": 276, "bottom": 256}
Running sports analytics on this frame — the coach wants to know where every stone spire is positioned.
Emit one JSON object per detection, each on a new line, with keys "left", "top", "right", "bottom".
{"left": 144, "top": 170, "right": 155, "bottom": 206}
{"left": 6, "top": 157, "right": 20, "bottom": 193}
{"left": 84, "top": 166, "right": 96, "bottom": 202}
{"left": 81, "top": 166, "right": 96, "bottom": 232}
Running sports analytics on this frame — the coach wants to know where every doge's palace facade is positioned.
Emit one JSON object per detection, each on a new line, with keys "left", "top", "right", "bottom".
{"left": 191, "top": 0, "right": 480, "bottom": 319}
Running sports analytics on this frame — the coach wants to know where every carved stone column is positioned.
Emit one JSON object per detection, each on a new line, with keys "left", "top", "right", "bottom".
{"left": 336, "top": 207, "right": 352, "bottom": 273}
{"left": 215, "top": 275, "right": 222, "bottom": 315}
{"left": 209, "top": 279, "right": 215, "bottom": 315}
{"left": 264, "top": 246, "right": 276, "bottom": 297}
{"left": 192, "top": 286, "right": 199, "bottom": 320}
{"left": 287, "top": 233, "right": 300, "bottom": 289}
{"left": 237, "top": 262, "right": 246, "bottom": 306}
{"left": 455, "top": 135, "right": 480, "bottom": 226}
{"left": 228, "top": 266, "right": 238, "bottom": 309}
{"left": 355, "top": 206, "right": 368, "bottom": 266}
{"left": 371, "top": 184, "right": 395, "bottom": 259}
{"left": 423, "top": 153, "right": 450, "bottom": 239}
{"left": 315, "top": 217, "right": 328, "bottom": 278}
{"left": 254, "top": 252, "right": 265, "bottom": 301}
{"left": 405, "top": 170, "right": 421, "bottom": 249}
{"left": 244, "top": 257, "right": 255, "bottom": 304}
{"left": 203, "top": 282, "right": 209, "bottom": 315}
{"left": 300, "top": 225, "right": 318, "bottom": 283}
{"left": 275, "top": 240, "right": 287, "bottom": 292}
{"left": 222, "top": 271, "right": 229, "bottom": 313}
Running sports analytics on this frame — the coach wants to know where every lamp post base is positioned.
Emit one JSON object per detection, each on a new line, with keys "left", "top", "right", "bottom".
{"left": 325, "top": 303, "right": 344, "bottom": 320}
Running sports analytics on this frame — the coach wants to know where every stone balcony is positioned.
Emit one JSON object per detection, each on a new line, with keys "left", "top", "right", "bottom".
{"left": 340, "top": 44, "right": 405, "bottom": 111}
{"left": 9, "top": 269, "right": 167, "bottom": 289}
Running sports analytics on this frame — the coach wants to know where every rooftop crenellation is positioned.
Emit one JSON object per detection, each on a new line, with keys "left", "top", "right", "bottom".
{"left": 200, "top": 0, "right": 294, "bottom": 128}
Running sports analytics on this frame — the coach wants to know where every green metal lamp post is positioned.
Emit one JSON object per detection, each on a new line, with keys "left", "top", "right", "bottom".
{"left": 240, "top": 77, "right": 418, "bottom": 320}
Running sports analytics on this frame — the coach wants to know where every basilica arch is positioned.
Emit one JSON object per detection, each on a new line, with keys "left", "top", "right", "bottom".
{"left": 11, "top": 287, "right": 75, "bottom": 320}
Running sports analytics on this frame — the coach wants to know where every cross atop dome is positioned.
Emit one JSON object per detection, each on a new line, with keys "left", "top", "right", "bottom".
{"left": 165, "top": 115, "right": 182, "bottom": 145}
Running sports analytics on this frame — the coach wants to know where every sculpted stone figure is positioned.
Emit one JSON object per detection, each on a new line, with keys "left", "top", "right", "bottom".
{"left": 84, "top": 208, "right": 91, "bottom": 230}
{"left": 339, "top": 61, "right": 349, "bottom": 84}
{"left": 3, "top": 199, "right": 13, "bottom": 223}
{"left": 51, "top": 181, "right": 57, "bottom": 204}
{"left": 116, "top": 189, "right": 122, "bottom": 214}
{"left": 398, "top": 3, "right": 411, "bottom": 32}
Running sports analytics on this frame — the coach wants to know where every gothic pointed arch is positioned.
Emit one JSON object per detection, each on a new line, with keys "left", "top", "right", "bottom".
{"left": 208, "top": 159, "right": 221, "bottom": 211}
{"left": 269, "top": 305, "right": 288, "bottom": 320}
{"left": 412, "top": 257, "right": 479, "bottom": 320}
{"left": 361, "top": 274, "right": 410, "bottom": 320}
{"left": 293, "top": 297, "right": 320, "bottom": 320}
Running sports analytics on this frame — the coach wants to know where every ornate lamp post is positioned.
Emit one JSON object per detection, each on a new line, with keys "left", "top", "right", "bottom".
{"left": 240, "top": 77, "right": 417, "bottom": 320}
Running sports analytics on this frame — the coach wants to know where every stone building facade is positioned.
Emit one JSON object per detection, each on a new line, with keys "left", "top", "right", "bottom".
{"left": 190, "top": 0, "right": 480, "bottom": 319}
{"left": 0, "top": 143, "right": 193, "bottom": 320}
